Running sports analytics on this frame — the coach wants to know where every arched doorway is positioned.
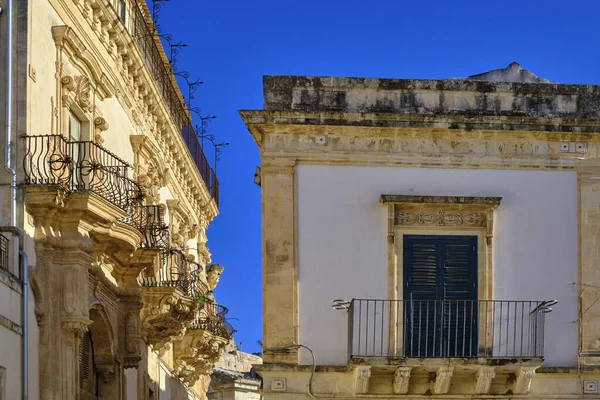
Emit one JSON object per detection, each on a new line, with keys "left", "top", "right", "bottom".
{"left": 79, "top": 307, "right": 119, "bottom": 400}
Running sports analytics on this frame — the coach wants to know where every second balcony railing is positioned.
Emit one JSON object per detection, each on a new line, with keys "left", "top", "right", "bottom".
{"left": 23, "top": 135, "right": 142, "bottom": 212}
{"left": 139, "top": 249, "right": 208, "bottom": 300}
{"left": 345, "top": 299, "right": 556, "bottom": 360}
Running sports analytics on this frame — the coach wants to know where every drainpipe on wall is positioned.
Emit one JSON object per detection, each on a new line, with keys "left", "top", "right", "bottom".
{"left": 3, "top": 1, "right": 29, "bottom": 399}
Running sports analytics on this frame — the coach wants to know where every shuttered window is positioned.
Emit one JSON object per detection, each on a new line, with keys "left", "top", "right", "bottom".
{"left": 403, "top": 235, "right": 477, "bottom": 357}
{"left": 79, "top": 331, "right": 97, "bottom": 396}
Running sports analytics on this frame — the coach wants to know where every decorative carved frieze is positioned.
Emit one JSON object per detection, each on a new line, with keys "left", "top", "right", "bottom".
{"left": 393, "top": 366, "right": 411, "bottom": 394}
{"left": 396, "top": 210, "right": 486, "bottom": 227}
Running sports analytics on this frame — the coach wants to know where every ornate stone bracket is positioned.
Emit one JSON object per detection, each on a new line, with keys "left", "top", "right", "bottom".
{"left": 393, "top": 366, "right": 411, "bottom": 395}
{"left": 354, "top": 366, "right": 371, "bottom": 395}
{"left": 94, "top": 116, "right": 109, "bottom": 144}
{"left": 511, "top": 366, "right": 537, "bottom": 395}
{"left": 433, "top": 365, "right": 454, "bottom": 395}
{"left": 174, "top": 329, "right": 228, "bottom": 386}
{"left": 474, "top": 366, "right": 496, "bottom": 394}
{"left": 140, "top": 288, "right": 198, "bottom": 350}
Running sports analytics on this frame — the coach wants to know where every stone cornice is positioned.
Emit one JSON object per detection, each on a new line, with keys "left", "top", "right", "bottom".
{"left": 240, "top": 110, "right": 600, "bottom": 148}
{"left": 380, "top": 195, "right": 502, "bottom": 207}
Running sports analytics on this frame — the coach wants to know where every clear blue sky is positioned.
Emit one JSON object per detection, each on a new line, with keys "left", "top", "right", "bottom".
{"left": 158, "top": 0, "right": 600, "bottom": 354}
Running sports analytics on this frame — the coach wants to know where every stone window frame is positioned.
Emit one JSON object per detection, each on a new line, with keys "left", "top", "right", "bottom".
{"left": 382, "top": 195, "right": 501, "bottom": 356}
{"left": 382, "top": 195, "right": 501, "bottom": 303}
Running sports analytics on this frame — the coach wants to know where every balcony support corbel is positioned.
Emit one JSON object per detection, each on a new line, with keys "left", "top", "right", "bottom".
{"left": 353, "top": 366, "right": 371, "bottom": 395}
{"left": 512, "top": 366, "right": 537, "bottom": 395}
{"left": 433, "top": 365, "right": 454, "bottom": 394}
{"left": 393, "top": 366, "right": 411, "bottom": 394}
{"left": 474, "top": 366, "right": 496, "bottom": 394}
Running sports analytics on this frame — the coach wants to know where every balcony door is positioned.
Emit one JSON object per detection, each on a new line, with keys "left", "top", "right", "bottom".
{"left": 403, "top": 235, "right": 478, "bottom": 357}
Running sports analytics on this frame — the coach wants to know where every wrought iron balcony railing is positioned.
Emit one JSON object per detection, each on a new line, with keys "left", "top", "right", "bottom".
{"left": 139, "top": 249, "right": 208, "bottom": 299}
{"left": 345, "top": 299, "right": 556, "bottom": 359}
{"left": 0, "top": 234, "right": 8, "bottom": 272}
{"left": 204, "top": 300, "right": 228, "bottom": 320}
{"left": 22, "top": 135, "right": 143, "bottom": 212}
{"left": 131, "top": 3, "right": 219, "bottom": 205}
{"left": 121, "top": 204, "right": 170, "bottom": 250}
{"left": 189, "top": 302, "right": 235, "bottom": 340}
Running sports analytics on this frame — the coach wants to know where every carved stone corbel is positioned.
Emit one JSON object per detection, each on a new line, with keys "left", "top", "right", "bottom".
{"left": 140, "top": 289, "right": 198, "bottom": 350}
{"left": 511, "top": 367, "right": 536, "bottom": 395}
{"left": 94, "top": 116, "right": 109, "bottom": 144}
{"left": 433, "top": 365, "right": 454, "bottom": 394}
{"left": 393, "top": 366, "right": 411, "bottom": 394}
{"left": 474, "top": 366, "right": 496, "bottom": 394}
{"left": 354, "top": 366, "right": 371, "bottom": 395}
{"left": 61, "top": 75, "right": 76, "bottom": 108}
{"left": 173, "top": 328, "right": 228, "bottom": 386}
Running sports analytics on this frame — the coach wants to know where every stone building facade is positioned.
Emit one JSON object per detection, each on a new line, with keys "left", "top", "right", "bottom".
{"left": 207, "top": 342, "right": 262, "bottom": 400}
{"left": 241, "top": 63, "right": 600, "bottom": 399}
{"left": 0, "top": 0, "right": 230, "bottom": 399}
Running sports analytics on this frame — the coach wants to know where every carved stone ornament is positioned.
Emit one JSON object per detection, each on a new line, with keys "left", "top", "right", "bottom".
{"left": 206, "top": 264, "right": 224, "bottom": 291}
{"left": 61, "top": 74, "right": 93, "bottom": 112}
{"left": 94, "top": 116, "right": 109, "bottom": 144}
{"left": 174, "top": 332, "right": 228, "bottom": 386}
{"left": 141, "top": 292, "right": 198, "bottom": 350}
{"left": 395, "top": 210, "right": 486, "bottom": 227}
{"left": 75, "top": 75, "right": 92, "bottom": 111}
{"left": 137, "top": 163, "right": 162, "bottom": 205}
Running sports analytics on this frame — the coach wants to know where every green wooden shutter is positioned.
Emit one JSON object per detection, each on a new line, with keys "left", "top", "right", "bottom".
{"left": 403, "top": 235, "right": 477, "bottom": 357}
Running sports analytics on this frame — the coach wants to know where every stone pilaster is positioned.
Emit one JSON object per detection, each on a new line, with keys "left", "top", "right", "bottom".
{"left": 37, "top": 248, "right": 94, "bottom": 400}
{"left": 261, "top": 158, "right": 298, "bottom": 363}
{"left": 579, "top": 165, "right": 600, "bottom": 360}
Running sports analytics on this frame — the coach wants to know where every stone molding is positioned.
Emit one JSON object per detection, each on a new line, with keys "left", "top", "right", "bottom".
{"left": 0, "top": 312, "right": 22, "bottom": 335}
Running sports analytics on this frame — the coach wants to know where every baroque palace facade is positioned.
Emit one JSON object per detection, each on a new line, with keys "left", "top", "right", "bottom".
{"left": 0, "top": 0, "right": 231, "bottom": 399}
{"left": 242, "top": 64, "right": 600, "bottom": 399}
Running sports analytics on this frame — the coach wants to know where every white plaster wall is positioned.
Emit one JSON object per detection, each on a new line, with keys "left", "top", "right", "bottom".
{"left": 0, "top": 327, "right": 21, "bottom": 400}
{"left": 296, "top": 165, "right": 577, "bottom": 366}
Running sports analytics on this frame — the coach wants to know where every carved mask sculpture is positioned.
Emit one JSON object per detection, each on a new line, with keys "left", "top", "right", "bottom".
{"left": 206, "top": 264, "right": 224, "bottom": 291}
